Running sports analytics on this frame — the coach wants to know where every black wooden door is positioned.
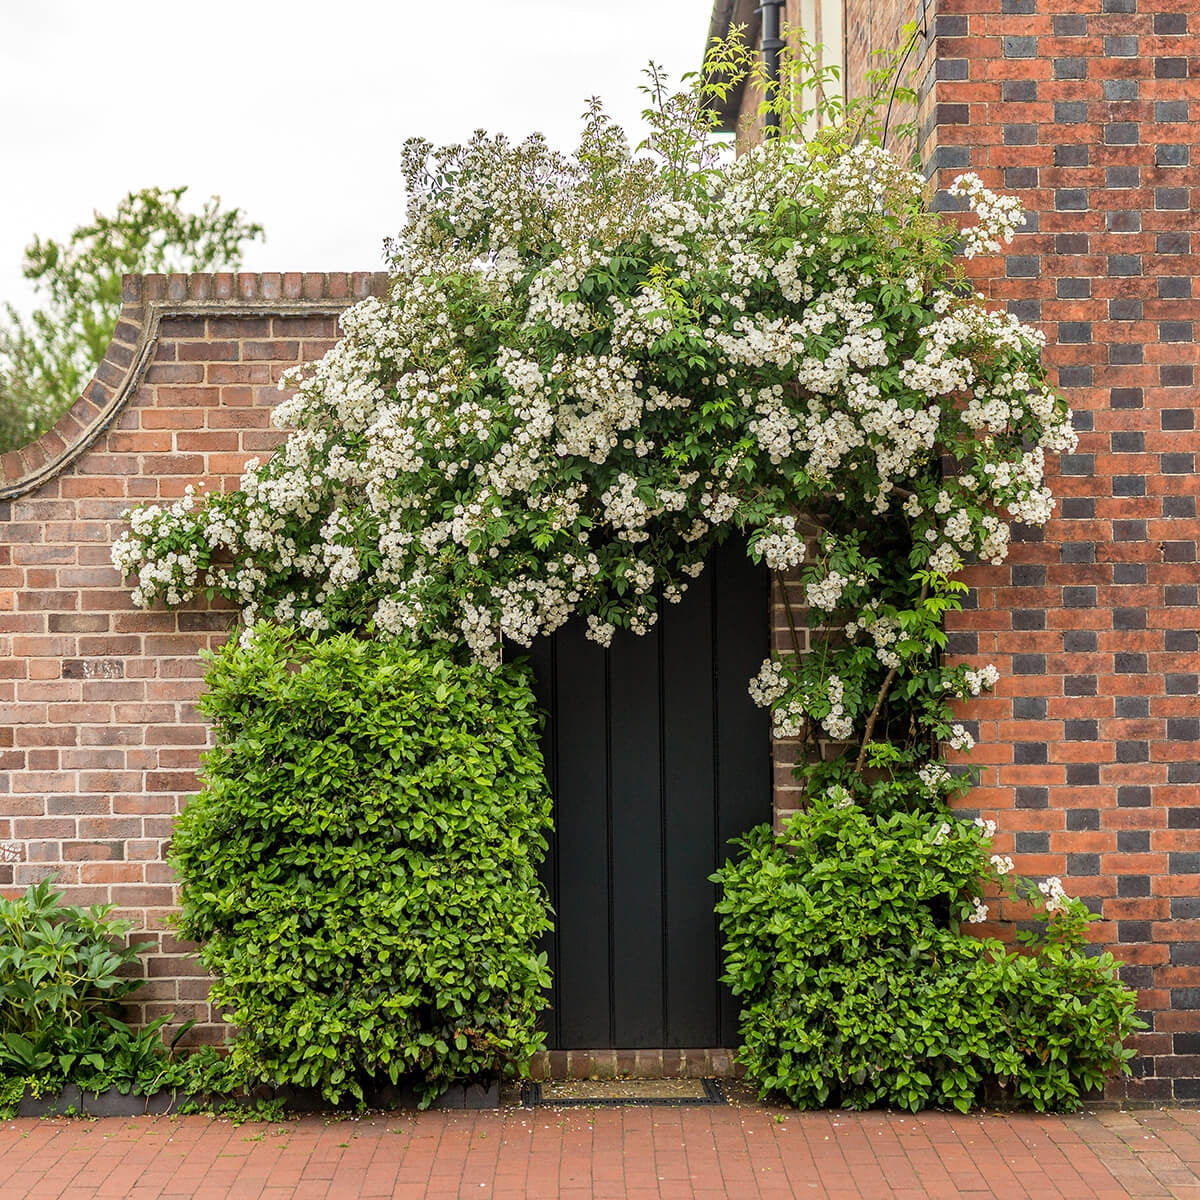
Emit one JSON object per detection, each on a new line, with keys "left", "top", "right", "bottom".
{"left": 526, "top": 539, "right": 771, "bottom": 1049}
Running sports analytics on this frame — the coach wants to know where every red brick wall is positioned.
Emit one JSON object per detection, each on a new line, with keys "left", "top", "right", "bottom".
{"left": 0, "top": 272, "right": 387, "bottom": 1041}
{"left": 926, "top": 0, "right": 1199, "bottom": 1102}
{"left": 716, "top": 0, "right": 1200, "bottom": 1099}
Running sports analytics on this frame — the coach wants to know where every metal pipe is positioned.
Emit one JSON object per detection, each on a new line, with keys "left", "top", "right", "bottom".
{"left": 758, "top": 0, "right": 786, "bottom": 136}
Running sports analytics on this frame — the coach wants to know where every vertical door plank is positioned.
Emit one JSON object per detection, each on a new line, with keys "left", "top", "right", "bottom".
{"left": 609, "top": 620, "right": 665, "bottom": 1047}
{"left": 662, "top": 568, "right": 719, "bottom": 1047}
{"left": 548, "top": 621, "right": 612, "bottom": 1047}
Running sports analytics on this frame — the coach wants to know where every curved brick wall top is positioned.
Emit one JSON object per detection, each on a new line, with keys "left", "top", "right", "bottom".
{"left": 0, "top": 272, "right": 390, "bottom": 501}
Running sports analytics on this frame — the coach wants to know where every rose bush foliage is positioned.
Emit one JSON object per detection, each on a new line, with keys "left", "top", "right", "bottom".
{"left": 113, "top": 36, "right": 1138, "bottom": 1107}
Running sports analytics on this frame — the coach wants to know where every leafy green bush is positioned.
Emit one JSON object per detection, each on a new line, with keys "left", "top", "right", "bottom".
{"left": 170, "top": 625, "right": 554, "bottom": 1107}
{"left": 714, "top": 793, "right": 1141, "bottom": 1112}
{"left": 0, "top": 879, "right": 176, "bottom": 1097}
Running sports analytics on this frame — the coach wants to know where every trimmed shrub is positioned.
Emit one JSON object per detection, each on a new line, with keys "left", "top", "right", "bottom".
{"left": 170, "top": 625, "right": 553, "bottom": 1107}
{"left": 714, "top": 794, "right": 1140, "bottom": 1112}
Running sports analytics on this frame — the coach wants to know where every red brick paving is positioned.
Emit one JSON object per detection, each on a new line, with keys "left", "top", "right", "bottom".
{"left": 3, "top": 1104, "right": 1200, "bottom": 1198}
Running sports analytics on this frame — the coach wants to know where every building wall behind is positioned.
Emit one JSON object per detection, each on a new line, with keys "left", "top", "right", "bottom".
{"left": 0, "top": 273, "right": 387, "bottom": 1040}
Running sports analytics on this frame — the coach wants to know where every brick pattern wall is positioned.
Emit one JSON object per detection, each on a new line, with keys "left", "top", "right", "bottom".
{"left": 0, "top": 273, "right": 387, "bottom": 1041}
{"left": 926, "top": 0, "right": 1199, "bottom": 1102}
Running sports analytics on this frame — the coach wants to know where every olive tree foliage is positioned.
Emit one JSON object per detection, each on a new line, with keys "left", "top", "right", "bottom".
{"left": 113, "top": 32, "right": 1073, "bottom": 813}
{"left": 0, "top": 186, "right": 262, "bottom": 452}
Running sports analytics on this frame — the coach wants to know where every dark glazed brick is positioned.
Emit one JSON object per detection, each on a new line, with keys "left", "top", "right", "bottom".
{"left": 1120, "top": 921, "right": 1152, "bottom": 942}
{"left": 1056, "top": 145, "right": 1089, "bottom": 167}
{"left": 1113, "top": 475, "right": 1146, "bottom": 496}
{"left": 1105, "top": 123, "right": 1139, "bottom": 145}
{"left": 1108, "top": 255, "right": 1142, "bottom": 276}
{"left": 1107, "top": 211, "right": 1142, "bottom": 235}
{"left": 1166, "top": 586, "right": 1199, "bottom": 605}
{"left": 1013, "top": 609, "right": 1046, "bottom": 630}
{"left": 1062, "top": 541, "right": 1096, "bottom": 563}
{"left": 1065, "top": 719, "right": 1098, "bottom": 741}
{"left": 1110, "top": 432, "right": 1144, "bottom": 453}
{"left": 1160, "top": 323, "right": 1194, "bottom": 343}
{"left": 1165, "top": 496, "right": 1198, "bottom": 518}
{"left": 1110, "top": 344, "right": 1142, "bottom": 365}
{"left": 1014, "top": 697, "right": 1047, "bottom": 719}
{"left": 1113, "top": 520, "right": 1146, "bottom": 540}
{"left": 1064, "top": 587, "right": 1096, "bottom": 608}
{"left": 1115, "top": 653, "right": 1148, "bottom": 674}
{"left": 1163, "top": 364, "right": 1195, "bottom": 385}
{"left": 1157, "top": 189, "right": 1190, "bottom": 210}
{"left": 1105, "top": 165, "right": 1139, "bottom": 188}
{"left": 1054, "top": 58, "right": 1086, "bottom": 80}
{"left": 1114, "top": 608, "right": 1147, "bottom": 630}
{"left": 1104, "top": 36, "right": 1138, "bottom": 56}
{"left": 1053, "top": 14, "right": 1087, "bottom": 34}
{"left": 1014, "top": 742, "right": 1048, "bottom": 764}
{"left": 1007, "top": 299, "right": 1041, "bottom": 322}
{"left": 1071, "top": 411, "right": 1093, "bottom": 433}
{"left": 1065, "top": 676, "right": 1097, "bottom": 696}
{"left": 1169, "top": 719, "right": 1200, "bottom": 741}
{"left": 937, "top": 59, "right": 969, "bottom": 81}
{"left": 1165, "top": 632, "right": 1198, "bottom": 652}
{"left": 1156, "top": 276, "right": 1195, "bottom": 297}
{"left": 1006, "top": 256, "right": 1040, "bottom": 277}
{"left": 1055, "top": 102, "right": 1088, "bottom": 124}
{"left": 1172, "top": 853, "right": 1200, "bottom": 874}
{"left": 1110, "top": 388, "right": 1142, "bottom": 409}
{"left": 1003, "top": 80, "right": 1038, "bottom": 102}
{"left": 1116, "top": 696, "right": 1149, "bottom": 718}
{"left": 1060, "top": 498, "right": 1094, "bottom": 519}
{"left": 1057, "top": 278, "right": 1090, "bottom": 299}
{"left": 1116, "top": 740, "right": 1149, "bottom": 762}
{"left": 1062, "top": 630, "right": 1095, "bottom": 653}
{"left": 1166, "top": 674, "right": 1199, "bottom": 694}
{"left": 1055, "top": 189, "right": 1089, "bottom": 211}
{"left": 1013, "top": 655, "right": 1046, "bottom": 675}
{"left": 1172, "top": 764, "right": 1200, "bottom": 784}
{"left": 1156, "top": 145, "right": 1189, "bottom": 167}
{"left": 1155, "top": 13, "right": 1186, "bottom": 33}
{"left": 937, "top": 14, "right": 968, "bottom": 36}
{"left": 1102, "top": 0, "right": 1135, "bottom": 9}
{"left": 1169, "top": 808, "right": 1200, "bottom": 829}
{"left": 1162, "top": 453, "right": 1196, "bottom": 473}
{"left": 1164, "top": 541, "right": 1197, "bottom": 562}
{"left": 1015, "top": 832, "right": 1049, "bottom": 854}
{"left": 1004, "top": 36, "right": 1037, "bottom": 57}
{"left": 1173, "top": 990, "right": 1200, "bottom": 1010}
{"left": 1118, "top": 785, "right": 1152, "bottom": 808}
{"left": 1012, "top": 566, "right": 1045, "bottom": 586}
{"left": 1110, "top": 298, "right": 1142, "bottom": 320}
{"left": 1157, "top": 101, "right": 1189, "bottom": 121}
{"left": 1104, "top": 80, "right": 1138, "bottom": 102}
{"left": 1177, "top": 1034, "right": 1200, "bottom": 1055}
{"left": 1113, "top": 564, "right": 1146, "bottom": 586}
{"left": 1004, "top": 124, "right": 1037, "bottom": 145}
{"left": 1159, "top": 234, "right": 1192, "bottom": 255}
{"left": 1118, "top": 831, "right": 1150, "bottom": 853}
{"left": 1163, "top": 409, "right": 1195, "bottom": 428}
{"left": 1060, "top": 454, "right": 1093, "bottom": 475}
{"left": 1056, "top": 233, "right": 1089, "bottom": 254}
{"left": 1118, "top": 876, "right": 1151, "bottom": 897}
{"left": 1015, "top": 787, "right": 1048, "bottom": 809}
{"left": 1005, "top": 167, "right": 1039, "bottom": 189}
{"left": 1002, "top": 0, "right": 1035, "bottom": 11}
{"left": 1176, "top": 902, "right": 1200, "bottom": 920}
{"left": 1066, "top": 809, "right": 1100, "bottom": 831}
{"left": 937, "top": 104, "right": 970, "bottom": 125}
{"left": 1156, "top": 58, "right": 1188, "bottom": 78}
{"left": 936, "top": 145, "right": 971, "bottom": 169}
{"left": 1067, "top": 763, "right": 1101, "bottom": 787}
{"left": 945, "top": 632, "right": 978, "bottom": 655}
{"left": 1068, "top": 854, "right": 1100, "bottom": 876}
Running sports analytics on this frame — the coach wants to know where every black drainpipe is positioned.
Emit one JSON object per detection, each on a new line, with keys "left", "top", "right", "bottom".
{"left": 758, "top": 0, "right": 786, "bottom": 137}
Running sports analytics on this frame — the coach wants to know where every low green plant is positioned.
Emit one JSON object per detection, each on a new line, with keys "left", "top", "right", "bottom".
{"left": 169, "top": 624, "right": 554, "bottom": 1108}
{"left": 714, "top": 793, "right": 1141, "bottom": 1113}
{"left": 0, "top": 879, "right": 188, "bottom": 1106}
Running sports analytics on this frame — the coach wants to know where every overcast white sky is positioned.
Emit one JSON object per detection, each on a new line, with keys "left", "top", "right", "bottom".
{"left": 0, "top": 0, "right": 710, "bottom": 314}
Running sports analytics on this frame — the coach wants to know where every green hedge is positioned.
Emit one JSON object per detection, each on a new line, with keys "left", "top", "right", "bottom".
{"left": 714, "top": 794, "right": 1140, "bottom": 1112}
{"left": 170, "top": 626, "right": 554, "bottom": 1107}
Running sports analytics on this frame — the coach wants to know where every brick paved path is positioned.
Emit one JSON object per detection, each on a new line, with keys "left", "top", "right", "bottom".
{"left": 4, "top": 1104, "right": 1200, "bottom": 1199}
